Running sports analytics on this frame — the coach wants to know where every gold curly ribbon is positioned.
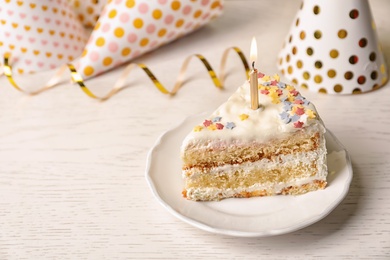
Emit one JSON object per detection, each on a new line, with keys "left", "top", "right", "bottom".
{"left": 3, "top": 47, "right": 250, "bottom": 101}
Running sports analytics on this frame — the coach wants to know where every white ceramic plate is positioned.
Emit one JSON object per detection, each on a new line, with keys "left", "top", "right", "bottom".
{"left": 146, "top": 112, "right": 353, "bottom": 237}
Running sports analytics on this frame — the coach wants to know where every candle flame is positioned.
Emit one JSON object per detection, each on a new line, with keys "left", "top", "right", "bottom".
{"left": 250, "top": 37, "right": 258, "bottom": 66}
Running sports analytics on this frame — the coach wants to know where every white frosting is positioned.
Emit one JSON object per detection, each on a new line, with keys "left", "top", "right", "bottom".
{"left": 182, "top": 76, "right": 323, "bottom": 149}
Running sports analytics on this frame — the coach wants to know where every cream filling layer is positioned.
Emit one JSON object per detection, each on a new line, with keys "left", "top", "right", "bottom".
{"left": 185, "top": 176, "right": 326, "bottom": 200}
{"left": 183, "top": 150, "right": 327, "bottom": 178}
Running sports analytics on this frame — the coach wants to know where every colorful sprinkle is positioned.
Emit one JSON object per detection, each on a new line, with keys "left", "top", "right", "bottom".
{"left": 287, "top": 93, "right": 296, "bottom": 102}
{"left": 212, "top": 116, "right": 222, "bottom": 123}
{"left": 268, "top": 90, "right": 280, "bottom": 104}
{"left": 290, "top": 89, "right": 299, "bottom": 96}
{"left": 216, "top": 123, "right": 224, "bottom": 130}
{"left": 239, "top": 114, "right": 249, "bottom": 121}
{"left": 193, "top": 125, "right": 203, "bottom": 132}
{"left": 294, "top": 121, "right": 304, "bottom": 128}
{"left": 194, "top": 75, "right": 316, "bottom": 130}
{"left": 226, "top": 122, "right": 236, "bottom": 130}
{"left": 279, "top": 111, "right": 289, "bottom": 120}
{"left": 283, "top": 101, "right": 292, "bottom": 111}
{"left": 207, "top": 124, "right": 217, "bottom": 131}
{"left": 261, "top": 89, "right": 269, "bottom": 95}
{"left": 271, "top": 99, "right": 281, "bottom": 105}
{"left": 306, "top": 109, "right": 316, "bottom": 119}
{"left": 286, "top": 85, "right": 295, "bottom": 91}
{"left": 279, "top": 112, "right": 291, "bottom": 124}
{"left": 262, "top": 75, "right": 270, "bottom": 81}
{"left": 291, "top": 114, "right": 300, "bottom": 123}
{"left": 295, "top": 107, "right": 305, "bottom": 116}
{"left": 203, "top": 120, "right": 212, "bottom": 127}
{"left": 292, "top": 105, "right": 301, "bottom": 114}
{"left": 246, "top": 75, "right": 315, "bottom": 127}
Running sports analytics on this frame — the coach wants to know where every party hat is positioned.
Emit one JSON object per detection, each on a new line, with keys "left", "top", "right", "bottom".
{"left": 69, "top": 0, "right": 107, "bottom": 27}
{"left": 77, "top": 0, "right": 224, "bottom": 79}
{"left": 278, "top": 0, "right": 388, "bottom": 94}
{"left": 0, "top": 0, "right": 88, "bottom": 74}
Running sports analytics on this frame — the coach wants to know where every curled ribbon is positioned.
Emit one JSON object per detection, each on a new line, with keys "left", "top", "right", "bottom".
{"left": 3, "top": 47, "right": 250, "bottom": 101}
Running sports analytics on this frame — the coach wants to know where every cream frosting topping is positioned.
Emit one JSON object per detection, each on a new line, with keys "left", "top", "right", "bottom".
{"left": 182, "top": 74, "right": 323, "bottom": 146}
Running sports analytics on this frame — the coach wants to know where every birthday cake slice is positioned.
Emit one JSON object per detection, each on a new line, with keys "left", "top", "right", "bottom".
{"left": 181, "top": 74, "right": 327, "bottom": 201}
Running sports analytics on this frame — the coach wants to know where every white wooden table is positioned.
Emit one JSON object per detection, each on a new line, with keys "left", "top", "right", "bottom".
{"left": 1, "top": 0, "right": 389, "bottom": 259}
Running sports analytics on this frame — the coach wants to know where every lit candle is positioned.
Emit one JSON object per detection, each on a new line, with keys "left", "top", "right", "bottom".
{"left": 250, "top": 37, "right": 259, "bottom": 110}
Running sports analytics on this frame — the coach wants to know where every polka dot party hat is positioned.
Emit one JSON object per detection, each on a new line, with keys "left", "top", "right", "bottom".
{"left": 77, "top": 0, "right": 223, "bottom": 79}
{"left": 0, "top": 0, "right": 88, "bottom": 74}
{"left": 278, "top": 0, "right": 388, "bottom": 94}
{"left": 70, "top": 0, "right": 107, "bottom": 28}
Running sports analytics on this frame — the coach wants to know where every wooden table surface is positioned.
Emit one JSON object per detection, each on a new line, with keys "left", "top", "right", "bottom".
{"left": 1, "top": 0, "right": 389, "bottom": 259}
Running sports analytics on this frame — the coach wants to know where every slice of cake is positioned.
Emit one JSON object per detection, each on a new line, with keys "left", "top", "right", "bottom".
{"left": 181, "top": 74, "right": 327, "bottom": 201}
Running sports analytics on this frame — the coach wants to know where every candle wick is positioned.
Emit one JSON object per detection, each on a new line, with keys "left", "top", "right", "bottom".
{"left": 252, "top": 61, "right": 255, "bottom": 70}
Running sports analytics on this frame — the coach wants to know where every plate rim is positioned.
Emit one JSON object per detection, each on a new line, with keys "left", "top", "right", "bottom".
{"left": 145, "top": 112, "right": 353, "bottom": 237}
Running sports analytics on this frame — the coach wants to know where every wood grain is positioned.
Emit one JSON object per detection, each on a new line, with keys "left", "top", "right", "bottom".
{"left": 0, "top": 0, "right": 389, "bottom": 259}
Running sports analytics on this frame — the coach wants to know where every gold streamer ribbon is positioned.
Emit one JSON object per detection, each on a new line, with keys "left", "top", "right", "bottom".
{"left": 3, "top": 47, "right": 250, "bottom": 101}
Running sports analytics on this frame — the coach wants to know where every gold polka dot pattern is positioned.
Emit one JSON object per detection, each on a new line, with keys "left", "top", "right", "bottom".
{"left": 1, "top": 0, "right": 224, "bottom": 78}
{"left": 77, "top": 0, "right": 224, "bottom": 79}
{"left": 0, "top": 0, "right": 88, "bottom": 73}
{"left": 70, "top": 0, "right": 106, "bottom": 27}
{"left": 277, "top": 0, "right": 388, "bottom": 94}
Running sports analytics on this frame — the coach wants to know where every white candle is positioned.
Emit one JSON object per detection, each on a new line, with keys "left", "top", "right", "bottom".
{"left": 250, "top": 37, "right": 259, "bottom": 110}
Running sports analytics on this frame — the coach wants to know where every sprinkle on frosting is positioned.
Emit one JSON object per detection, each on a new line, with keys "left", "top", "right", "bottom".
{"left": 306, "top": 109, "right": 316, "bottom": 119}
{"left": 226, "top": 122, "right": 236, "bottom": 130}
{"left": 277, "top": 82, "right": 286, "bottom": 89}
{"left": 291, "top": 114, "right": 300, "bottom": 123}
{"left": 294, "top": 121, "right": 304, "bottom": 128}
{"left": 216, "top": 123, "right": 224, "bottom": 130}
{"left": 193, "top": 125, "right": 203, "bottom": 132}
{"left": 193, "top": 116, "right": 236, "bottom": 132}
{"left": 239, "top": 114, "right": 249, "bottom": 121}
{"left": 269, "top": 90, "right": 281, "bottom": 104}
{"left": 279, "top": 111, "right": 291, "bottom": 124}
{"left": 212, "top": 116, "right": 222, "bottom": 123}
{"left": 260, "top": 89, "right": 270, "bottom": 95}
{"left": 295, "top": 107, "right": 305, "bottom": 116}
{"left": 286, "top": 85, "right": 295, "bottom": 91}
{"left": 262, "top": 75, "right": 271, "bottom": 81}
{"left": 207, "top": 124, "right": 217, "bottom": 131}
{"left": 290, "top": 89, "right": 299, "bottom": 96}
{"left": 192, "top": 73, "right": 318, "bottom": 132}
{"left": 294, "top": 99, "right": 304, "bottom": 105}
{"left": 256, "top": 73, "right": 317, "bottom": 128}
{"left": 204, "top": 120, "right": 213, "bottom": 127}
{"left": 283, "top": 101, "right": 293, "bottom": 111}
